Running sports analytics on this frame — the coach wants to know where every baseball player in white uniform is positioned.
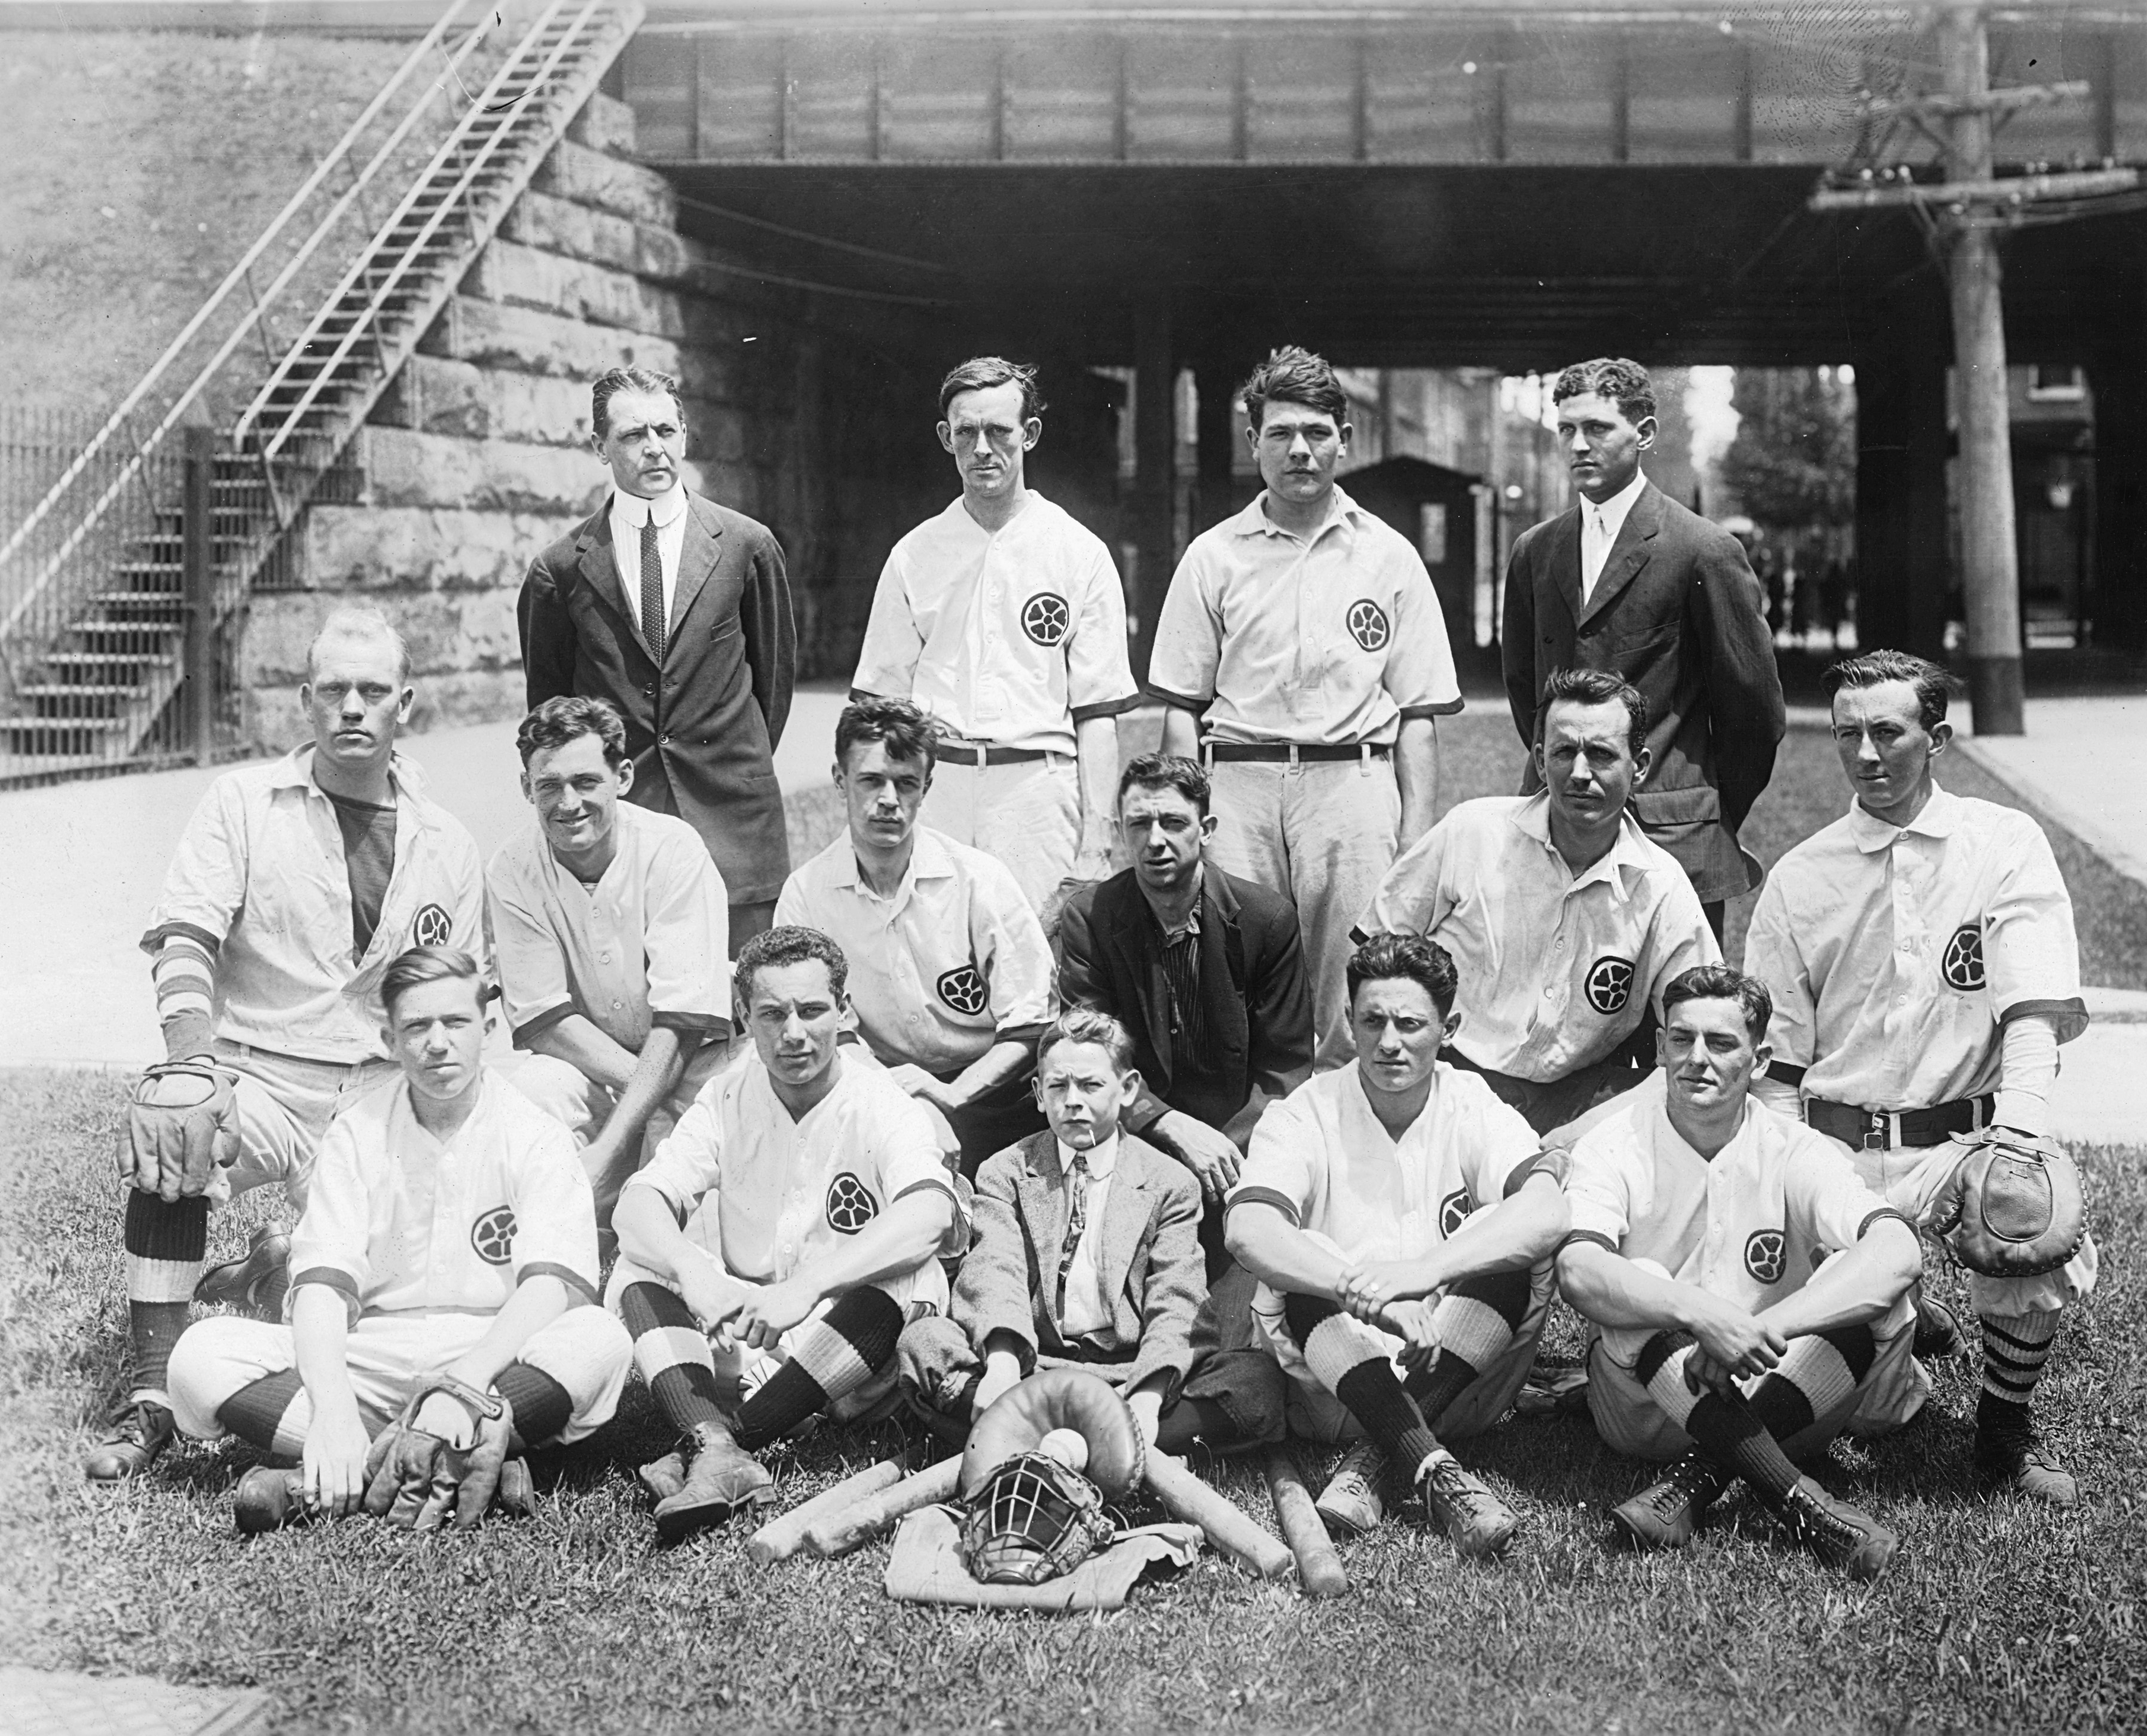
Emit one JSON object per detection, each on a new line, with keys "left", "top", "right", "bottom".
{"left": 852, "top": 356, "right": 1139, "bottom": 912}
{"left": 1226, "top": 933, "right": 1568, "bottom": 1557}
{"left": 88, "top": 606, "right": 485, "bottom": 1485}
{"left": 608, "top": 925, "right": 962, "bottom": 1542}
{"left": 165, "top": 947, "right": 631, "bottom": 1532}
{"left": 1557, "top": 965, "right": 1923, "bottom": 1579}
{"left": 1744, "top": 650, "right": 2094, "bottom": 1506}
{"left": 488, "top": 696, "right": 734, "bottom": 1216}
{"left": 776, "top": 698, "right": 1057, "bottom": 1173}
{"left": 1150, "top": 346, "right": 1462, "bottom": 1069}
{"left": 1360, "top": 667, "right": 1718, "bottom": 1133}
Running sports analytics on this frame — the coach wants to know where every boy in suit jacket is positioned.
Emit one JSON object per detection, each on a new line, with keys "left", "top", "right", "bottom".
{"left": 900, "top": 1010, "right": 1269, "bottom": 1451}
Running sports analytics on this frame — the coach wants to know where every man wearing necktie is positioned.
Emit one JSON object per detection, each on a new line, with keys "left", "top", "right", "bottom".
{"left": 1500, "top": 358, "right": 1782, "bottom": 937}
{"left": 519, "top": 367, "right": 796, "bottom": 950}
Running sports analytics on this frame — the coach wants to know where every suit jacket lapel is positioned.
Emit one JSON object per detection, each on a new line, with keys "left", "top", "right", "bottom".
{"left": 1579, "top": 483, "right": 1661, "bottom": 626}
{"left": 666, "top": 494, "right": 723, "bottom": 656}
{"left": 1096, "top": 1142, "right": 1152, "bottom": 1317}
{"left": 1549, "top": 507, "right": 1585, "bottom": 626}
{"left": 1105, "top": 882, "right": 1175, "bottom": 1087}
{"left": 573, "top": 508, "right": 637, "bottom": 644}
{"left": 1201, "top": 869, "right": 1250, "bottom": 1058}
{"left": 1019, "top": 1136, "right": 1070, "bottom": 1318}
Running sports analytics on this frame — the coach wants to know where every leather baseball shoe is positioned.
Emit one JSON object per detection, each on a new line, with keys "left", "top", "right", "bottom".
{"left": 1314, "top": 1442, "right": 1388, "bottom": 1538}
{"left": 84, "top": 1396, "right": 176, "bottom": 1482}
{"left": 1611, "top": 1452, "right": 1732, "bottom": 1551}
{"left": 195, "top": 1221, "right": 292, "bottom": 1318}
{"left": 234, "top": 1466, "right": 308, "bottom": 1535}
{"left": 1975, "top": 1432, "right": 2078, "bottom": 1508}
{"left": 652, "top": 1422, "right": 774, "bottom": 1544}
{"left": 1418, "top": 1450, "right": 1518, "bottom": 1559}
{"left": 1912, "top": 1294, "right": 1967, "bottom": 1362}
{"left": 1777, "top": 1475, "right": 1898, "bottom": 1580}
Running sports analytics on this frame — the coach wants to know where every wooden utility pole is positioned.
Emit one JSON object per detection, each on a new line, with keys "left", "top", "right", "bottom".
{"left": 1809, "top": 5, "right": 2139, "bottom": 736}
{"left": 1941, "top": 4, "right": 2024, "bottom": 733}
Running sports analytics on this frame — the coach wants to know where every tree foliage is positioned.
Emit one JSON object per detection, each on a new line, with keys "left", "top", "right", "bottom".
{"left": 1719, "top": 367, "right": 1857, "bottom": 536}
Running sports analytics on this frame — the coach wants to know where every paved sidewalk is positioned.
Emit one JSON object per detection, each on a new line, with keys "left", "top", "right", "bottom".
{"left": 1953, "top": 693, "right": 2147, "bottom": 893}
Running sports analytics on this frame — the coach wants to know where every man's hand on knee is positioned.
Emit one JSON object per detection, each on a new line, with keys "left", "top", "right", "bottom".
{"left": 126, "top": 1059, "right": 238, "bottom": 1200}
{"left": 1155, "top": 1111, "right": 1242, "bottom": 1202}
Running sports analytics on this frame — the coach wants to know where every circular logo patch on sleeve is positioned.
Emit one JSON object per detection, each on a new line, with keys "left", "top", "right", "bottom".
{"left": 469, "top": 1206, "right": 517, "bottom": 1266}
{"left": 937, "top": 964, "right": 990, "bottom": 1016}
{"left": 1438, "top": 1188, "right": 1472, "bottom": 1239}
{"left": 1744, "top": 1227, "right": 1787, "bottom": 1285}
{"left": 1941, "top": 922, "right": 1987, "bottom": 991}
{"left": 1585, "top": 956, "right": 1636, "bottom": 1015}
{"left": 413, "top": 903, "right": 452, "bottom": 947}
{"left": 1021, "top": 592, "right": 1071, "bottom": 646}
{"left": 1345, "top": 599, "right": 1391, "bottom": 652}
{"left": 826, "top": 1172, "right": 881, "bottom": 1233}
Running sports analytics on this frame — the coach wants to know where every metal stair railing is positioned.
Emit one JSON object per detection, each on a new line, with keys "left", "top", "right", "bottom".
{"left": 0, "top": 0, "right": 643, "bottom": 781}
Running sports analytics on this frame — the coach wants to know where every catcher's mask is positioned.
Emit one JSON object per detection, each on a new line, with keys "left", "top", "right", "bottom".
{"left": 959, "top": 1450, "right": 1116, "bottom": 1585}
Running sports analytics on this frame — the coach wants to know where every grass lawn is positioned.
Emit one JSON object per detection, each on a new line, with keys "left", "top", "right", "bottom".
{"left": 4, "top": 717, "right": 2143, "bottom": 1734}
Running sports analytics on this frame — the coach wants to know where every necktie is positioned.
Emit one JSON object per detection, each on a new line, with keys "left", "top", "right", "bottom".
{"left": 1054, "top": 1152, "right": 1091, "bottom": 1321}
{"left": 640, "top": 516, "right": 666, "bottom": 659}
{"left": 1582, "top": 505, "right": 1607, "bottom": 603}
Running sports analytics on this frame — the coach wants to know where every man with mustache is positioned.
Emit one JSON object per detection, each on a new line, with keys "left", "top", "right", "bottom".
{"left": 519, "top": 366, "right": 795, "bottom": 950}
{"left": 852, "top": 356, "right": 1138, "bottom": 912}
{"left": 1150, "top": 346, "right": 1462, "bottom": 1068}
{"left": 1358, "top": 668, "right": 1718, "bottom": 1135}
{"left": 1500, "top": 358, "right": 1782, "bottom": 939}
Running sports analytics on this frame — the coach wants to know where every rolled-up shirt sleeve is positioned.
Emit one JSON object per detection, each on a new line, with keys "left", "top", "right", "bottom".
{"left": 286, "top": 1116, "right": 372, "bottom": 1325}
{"left": 1228, "top": 1098, "right": 1316, "bottom": 1226}
{"left": 1066, "top": 540, "right": 1139, "bottom": 722}
{"left": 644, "top": 829, "right": 733, "bottom": 1035}
{"left": 508, "top": 1115, "right": 603, "bottom": 1301}
{"left": 851, "top": 549, "right": 924, "bottom": 700}
{"left": 625, "top": 1090, "right": 726, "bottom": 1221}
{"left": 1145, "top": 549, "right": 1221, "bottom": 709}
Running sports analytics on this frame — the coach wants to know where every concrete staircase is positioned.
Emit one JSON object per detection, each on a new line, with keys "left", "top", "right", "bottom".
{"left": 0, "top": 0, "right": 643, "bottom": 779}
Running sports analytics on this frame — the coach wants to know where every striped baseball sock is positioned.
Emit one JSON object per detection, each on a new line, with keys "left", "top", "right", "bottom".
{"left": 1284, "top": 1292, "right": 1439, "bottom": 1482}
{"left": 1977, "top": 1309, "right": 2061, "bottom": 1444}
{"left": 617, "top": 1280, "right": 727, "bottom": 1435}
{"left": 1637, "top": 1329, "right": 1801, "bottom": 1506}
{"left": 216, "top": 1369, "right": 307, "bottom": 1457}
{"left": 1402, "top": 1267, "right": 1532, "bottom": 1429}
{"left": 735, "top": 1288, "right": 903, "bottom": 1451}
{"left": 493, "top": 1362, "right": 573, "bottom": 1449}
{"left": 125, "top": 1192, "right": 209, "bottom": 1400}
{"left": 1745, "top": 1326, "right": 1877, "bottom": 1445}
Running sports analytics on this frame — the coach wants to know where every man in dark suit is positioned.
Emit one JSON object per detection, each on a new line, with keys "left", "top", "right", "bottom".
{"left": 1501, "top": 357, "right": 1783, "bottom": 933}
{"left": 519, "top": 366, "right": 796, "bottom": 948}
{"left": 1057, "top": 753, "right": 1314, "bottom": 1210}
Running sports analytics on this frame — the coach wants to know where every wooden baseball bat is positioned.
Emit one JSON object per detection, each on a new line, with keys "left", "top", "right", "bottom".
{"left": 747, "top": 1456, "right": 908, "bottom": 1566}
{"left": 805, "top": 1454, "right": 961, "bottom": 1559}
{"left": 1262, "top": 1449, "right": 1350, "bottom": 1598}
{"left": 1143, "top": 1449, "right": 1294, "bottom": 1580}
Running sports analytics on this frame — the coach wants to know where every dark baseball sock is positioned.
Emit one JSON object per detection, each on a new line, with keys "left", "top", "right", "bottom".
{"left": 125, "top": 1192, "right": 209, "bottom": 1396}
{"left": 618, "top": 1280, "right": 728, "bottom": 1435}
{"left": 1284, "top": 1292, "right": 1440, "bottom": 1480}
{"left": 1746, "top": 1325, "right": 1878, "bottom": 1444}
{"left": 736, "top": 1288, "right": 903, "bottom": 1451}
{"left": 1635, "top": 1329, "right": 1800, "bottom": 1507}
{"left": 493, "top": 1362, "right": 573, "bottom": 1449}
{"left": 216, "top": 1368, "right": 305, "bottom": 1454}
{"left": 1403, "top": 1267, "right": 1534, "bottom": 1428}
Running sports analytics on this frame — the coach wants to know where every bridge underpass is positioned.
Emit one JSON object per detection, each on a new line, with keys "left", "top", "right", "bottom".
{"left": 611, "top": 0, "right": 2147, "bottom": 673}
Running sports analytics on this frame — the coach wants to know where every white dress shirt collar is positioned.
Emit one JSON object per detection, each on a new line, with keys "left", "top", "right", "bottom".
{"left": 1057, "top": 1130, "right": 1120, "bottom": 1181}
{"left": 610, "top": 483, "right": 688, "bottom": 530}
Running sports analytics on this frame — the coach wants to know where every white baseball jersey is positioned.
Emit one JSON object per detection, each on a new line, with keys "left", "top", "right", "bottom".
{"left": 1146, "top": 488, "right": 1462, "bottom": 746}
{"left": 852, "top": 493, "right": 1139, "bottom": 754}
{"left": 1360, "top": 794, "right": 1719, "bottom": 1082}
{"left": 1744, "top": 784, "right": 2087, "bottom": 1112}
{"left": 142, "top": 747, "right": 485, "bottom": 1063}
{"left": 1563, "top": 1073, "right": 1912, "bottom": 1339}
{"left": 487, "top": 802, "right": 731, "bottom": 1053}
{"left": 288, "top": 1070, "right": 600, "bottom": 1321}
{"left": 623, "top": 1049, "right": 956, "bottom": 1312}
{"left": 775, "top": 825, "right": 1056, "bottom": 1074}
{"left": 1231, "top": 1061, "right": 1543, "bottom": 1263}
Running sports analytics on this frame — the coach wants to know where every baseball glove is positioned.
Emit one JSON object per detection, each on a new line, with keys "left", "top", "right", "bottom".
{"left": 1923, "top": 1127, "right": 2087, "bottom": 1279}
{"left": 959, "top": 1367, "right": 1146, "bottom": 1500}
{"left": 124, "top": 1057, "right": 238, "bottom": 1200}
{"left": 959, "top": 1450, "right": 1117, "bottom": 1586}
{"left": 361, "top": 1380, "right": 516, "bottom": 1532}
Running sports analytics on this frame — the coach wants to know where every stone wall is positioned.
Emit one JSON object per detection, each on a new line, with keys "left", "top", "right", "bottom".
{"left": 238, "top": 91, "right": 952, "bottom": 747}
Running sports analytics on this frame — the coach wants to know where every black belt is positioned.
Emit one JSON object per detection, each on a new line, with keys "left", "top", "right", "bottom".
{"left": 937, "top": 741, "right": 1050, "bottom": 767}
{"left": 1805, "top": 1094, "right": 1994, "bottom": 1151}
{"left": 1206, "top": 741, "right": 1391, "bottom": 763}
